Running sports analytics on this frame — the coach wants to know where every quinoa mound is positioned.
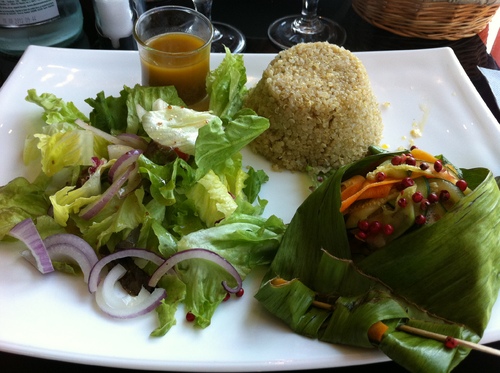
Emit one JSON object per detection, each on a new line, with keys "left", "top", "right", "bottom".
{"left": 244, "top": 42, "right": 383, "bottom": 172}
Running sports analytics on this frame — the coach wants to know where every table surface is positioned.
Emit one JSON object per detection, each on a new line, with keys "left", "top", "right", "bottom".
{"left": 1, "top": 0, "right": 500, "bottom": 372}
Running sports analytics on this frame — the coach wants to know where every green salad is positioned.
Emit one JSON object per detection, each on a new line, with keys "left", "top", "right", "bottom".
{"left": 0, "top": 50, "right": 286, "bottom": 336}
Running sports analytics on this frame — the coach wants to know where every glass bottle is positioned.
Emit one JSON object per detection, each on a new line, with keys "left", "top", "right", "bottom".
{"left": 0, "top": 0, "right": 83, "bottom": 56}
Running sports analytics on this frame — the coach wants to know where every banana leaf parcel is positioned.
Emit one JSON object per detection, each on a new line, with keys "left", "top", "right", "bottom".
{"left": 255, "top": 149, "right": 500, "bottom": 373}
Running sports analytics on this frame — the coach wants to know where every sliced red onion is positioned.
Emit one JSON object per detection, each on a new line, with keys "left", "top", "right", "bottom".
{"left": 79, "top": 164, "right": 133, "bottom": 220}
{"left": 116, "top": 133, "right": 149, "bottom": 151}
{"left": 43, "top": 234, "right": 99, "bottom": 283}
{"left": 88, "top": 248, "right": 165, "bottom": 293}
{"left": 75, "top": 119, "right": 127, "bottom": 145}
{"left": 95, "top": 264, "right": 166, "bottom": 319}
{"left": 148, "top": 248, "right": 242, "bottom": 293}
{"left": 108, "top": 149, "right": 142, "bottom": 183}
{"left": 8, "top": 219, "right": 54, "bottom": 274}
{"left": 117, "top": 163, "right": 142, "bottom": 198}
{"left": 107, "top": 144, "right": 135, "bottom": 161}
{"left": 98, "top": 264, "right": 151, "bottom": 309}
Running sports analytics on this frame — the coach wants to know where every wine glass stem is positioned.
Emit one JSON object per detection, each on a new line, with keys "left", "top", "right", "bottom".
{"left": 302, "top": 0, "right": 319, "bottom": 18}
{"left": 192, "top": 0, "right": 212, "bottom": 21}
{"left": 192, "top": 0, "right": 223, "bottom": 42}
{"left": 293, "top": 0, "right": 324, "bottom": 35}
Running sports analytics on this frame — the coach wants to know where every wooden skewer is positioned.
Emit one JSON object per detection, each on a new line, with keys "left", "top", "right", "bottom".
{"left": 312, "top": 300, "right": 334, "bottom": 311}
{"left": 398, "top": 324, "right": 500, "bottom": 357}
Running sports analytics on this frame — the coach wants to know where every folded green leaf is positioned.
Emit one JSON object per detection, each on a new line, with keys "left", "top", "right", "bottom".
{"left": 357, "top": 168, "right": 500, "bottom": 335}
{"left": 256, "top": 149, "right": 500, "bottom": 372}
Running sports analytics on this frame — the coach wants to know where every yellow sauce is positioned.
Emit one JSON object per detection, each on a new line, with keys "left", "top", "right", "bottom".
{"left": 141, "top": 33, "right": 210, "bottom": 107}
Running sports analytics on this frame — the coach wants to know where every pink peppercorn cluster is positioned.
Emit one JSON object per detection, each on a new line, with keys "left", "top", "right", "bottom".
{"left": 391, "top": 154, "right": 468, "bottom": 222}
{"left": 392, "top": 149, "right": 468, "bottom": 190}
{"left": 351, "top": 149, "right": 469, "bottom": 245}
{"left": 356, "top": 219, "right": 394, "bottom": 241}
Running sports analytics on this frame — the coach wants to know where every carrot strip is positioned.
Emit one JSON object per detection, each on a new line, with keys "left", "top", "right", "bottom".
{"left": 410, "top": 149, "right": 459, "bottom": 181}
{"left": 368, "top": 321, "right": 389, "bottom": 342}
{"left": 340, "top": 175, "right": 365, "bottom": 200}
{"left": 410, "top": 148, "right": 438, "bottom": 163}
{"left": 357, "top": 182, "right": 394, "bottom": 200}
{"left": 340, "top": 178, "right": 400, "bottom": 213}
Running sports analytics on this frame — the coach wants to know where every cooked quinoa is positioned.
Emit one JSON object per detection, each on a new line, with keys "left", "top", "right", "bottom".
{"left": 244, "top": 42, "right": 383, "bottom": 172}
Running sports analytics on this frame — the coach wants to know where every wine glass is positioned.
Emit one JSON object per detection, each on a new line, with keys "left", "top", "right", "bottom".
{"left": 192, "top": 0, "right": 246, "bottom": 53}
{"left": 268, "top": 0, "right": 346, "bottom": 49}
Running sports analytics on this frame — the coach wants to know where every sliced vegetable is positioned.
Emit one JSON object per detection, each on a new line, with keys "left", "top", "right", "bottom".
{"left": 95, "top": 263, "right": 166, "bottom": 319}
{"left": 74, "top": 118, "right": 126, "bottom": 145}
{"left": 88, "top": 248, "right": 165, "bottom": 293}
{"left": 8, "top": 218, "right": 54, "bottom": 274}
{"left": 340, "top": 178, "right": 400, "bottom": 213}
{"left": 410, "top": 147, "right": 438, "bottom": 163}
{"left": 108, "top": 149, "right": 142, "bottom": 182}
{"left": 115, "top": 133, "right": 149, "bottom": 150}
{"left": 367, "top": 321, "right": 390, "bottom": 343}
{"left": 340, "top": 174, "right": 365, "bottom": 200}
{"left": 42, "top": 233, "right": 98, "bottom": 283}
{"left": 79, "top": 164, "right": 134, "bottom": 220}
{"left": 148, "top": 248, "right": 243, "bottom": 294}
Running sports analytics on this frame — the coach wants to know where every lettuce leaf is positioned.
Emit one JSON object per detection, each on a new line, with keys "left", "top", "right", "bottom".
{"left": 186, "top": 170, "right": 238, "bottom": 227}
{"left": 151, "top": 275, "right": 186, "bottom": 336}
{"left": 26, "top": 89, "right": 89, "bottom": 125}
{"left": 85, "top": 84, "right": 184, "bottom": 135}
{"left": 138, "top": 155, "right": 195, "bottom": 207}
{"left": 1, "top": 50, "right": 279, "bottom": 336}
{"left": 49, "top": 159, "right": 112, "bottom": 226}
{"left": 141, "top": 101, "right": 218, "bottom": 155}
{"left": 34, "top": 130, "right": 95, "bottom": 176}
{"left": 176, "top": 213, "right": 286, "bottom": 327}
{"left": 24, "top": 90, "right": 94, "bottom": 168}
{"left": 243, "top": 167, "right": 269, "bottom": 204}
{"left": 195, "top": 108, "right": 269, "bottom": 178}
{"left": 206, "top": 47, "right": 247, "bottom": 119}
{"left": 0, "top": 177, "right": 50, "bottom": 239}
{"left": 73, "top": 188, "right": 147, "bottom": 251}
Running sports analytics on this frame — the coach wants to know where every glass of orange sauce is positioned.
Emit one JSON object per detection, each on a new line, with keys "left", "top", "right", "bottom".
{"left": 134, "top": 6, "right": 214, "bottom": 109}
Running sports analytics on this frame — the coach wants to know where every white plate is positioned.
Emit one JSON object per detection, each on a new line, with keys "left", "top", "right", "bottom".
{"left": 0, "top": 45, "right": 499, "bottom": 371}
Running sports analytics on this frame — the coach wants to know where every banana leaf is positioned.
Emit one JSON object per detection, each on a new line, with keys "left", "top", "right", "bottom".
{"left": 255, "top": 150, "right": 500, "bottom": 372}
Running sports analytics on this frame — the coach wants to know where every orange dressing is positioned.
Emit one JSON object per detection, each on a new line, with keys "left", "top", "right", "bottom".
{"left": 141, "top": 32, "right": 210, "bottom": 107}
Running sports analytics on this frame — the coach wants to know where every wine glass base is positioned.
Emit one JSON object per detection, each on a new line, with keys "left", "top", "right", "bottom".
{"left": 211, "top": 21, "right": 246, "bottom": 53}
{"left": 268, "top": 15, "right": 346, "bottom": 50}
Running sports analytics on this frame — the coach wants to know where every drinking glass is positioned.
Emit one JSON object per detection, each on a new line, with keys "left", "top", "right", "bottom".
{"left": 134, "top": 6, "right": 213, "bottom": 108}
{"left": 268, "top": 0, "right": 346, "bottom": 49}
{"left": 192, "top": 0, "right": 246, "bottom": 53}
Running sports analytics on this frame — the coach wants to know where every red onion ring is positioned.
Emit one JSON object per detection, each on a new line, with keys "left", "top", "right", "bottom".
{"left": 148, "top": 248, "right": 242, "bottom": 293}
{"left": 116, "top": 133, "right": 149, "bottom": 151}
{"left": 117, "top": 163, "right": 142, "bottom": 198}
{"left": 43, "top": 234, "right": 98, "bottom": 283}
{"left": 107, "top": 144, "right": 135, "bottom": 161}
{"left": 95, "top": 264, "right": 166, "bottom": 319}
{"left": 88, "top": 248, "right": 165, "bottom": 293}
{"left": 75, "top": 119, "right": 127, "bottom": 145}
{"left": 108, "top": 149, "right": 143, "bottom": 183}
{"left": 8, "top": 219, "right": 54, "bottom": 274}
{"left": 79, "top": 164, "right": 134, "bottom": 220}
